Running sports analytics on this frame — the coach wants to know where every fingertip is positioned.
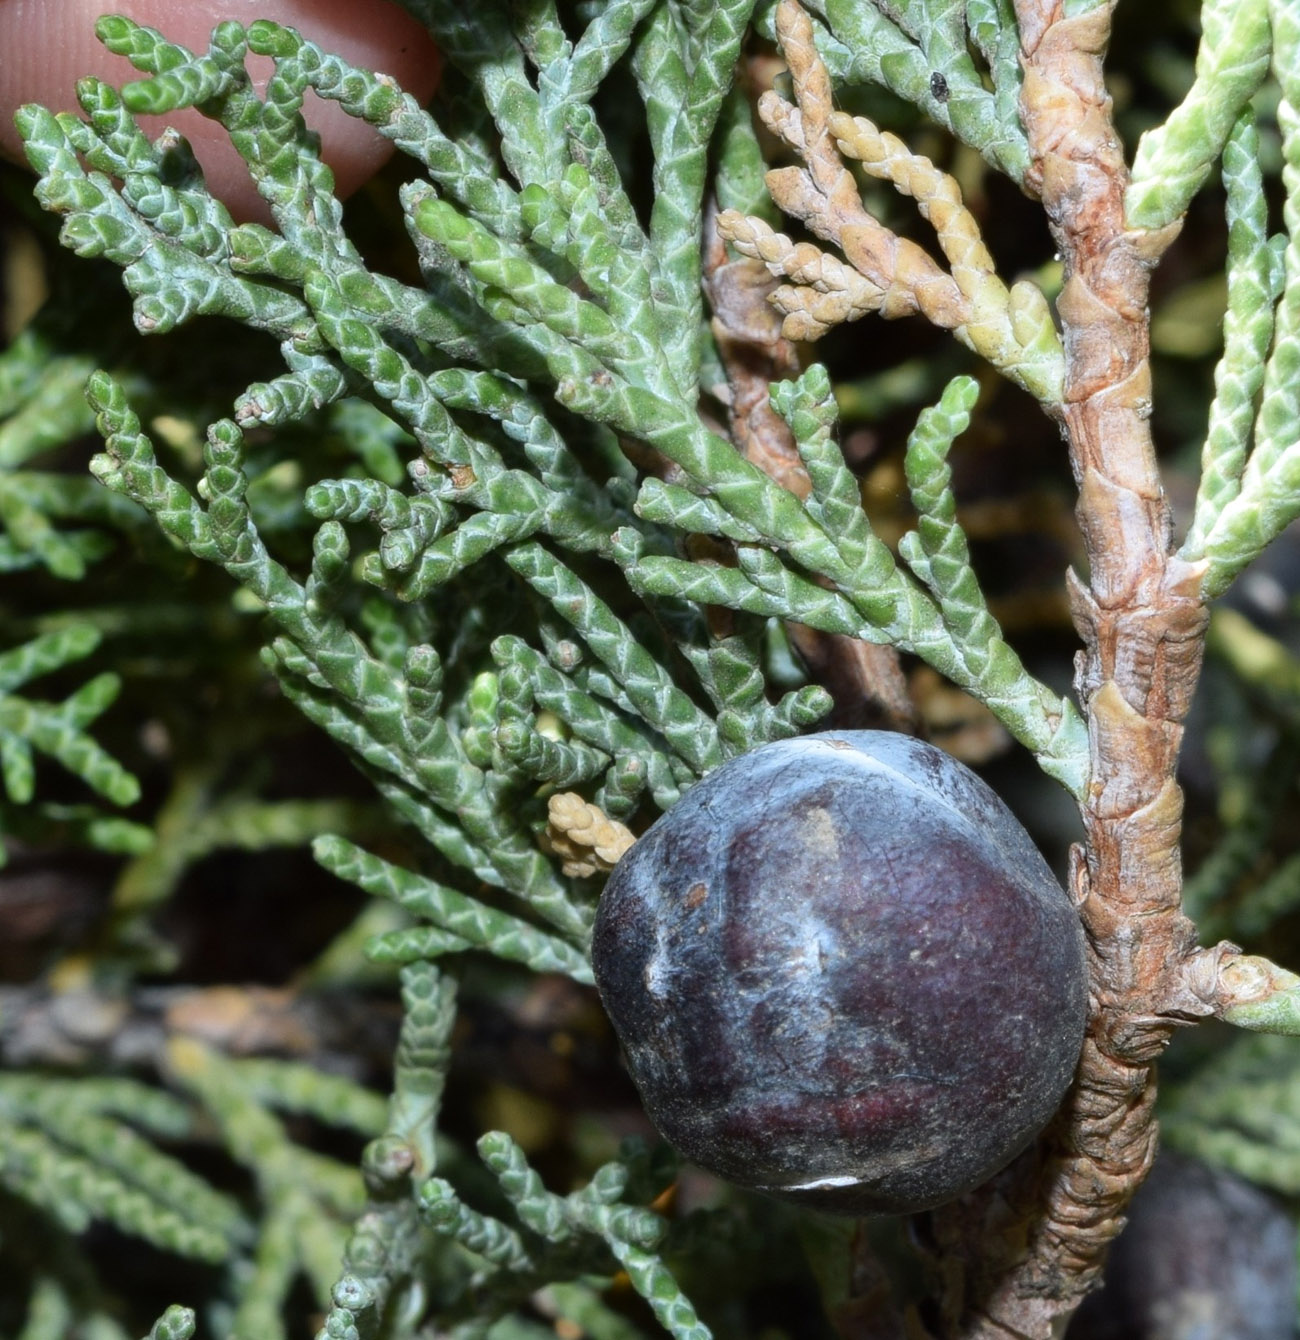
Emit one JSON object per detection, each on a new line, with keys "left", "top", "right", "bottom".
{"left": 0, "top": 0, "right": 440, "bottom": 223}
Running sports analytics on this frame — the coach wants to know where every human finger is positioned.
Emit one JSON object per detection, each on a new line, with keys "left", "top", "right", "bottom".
{"left": 0, "top": 0, "right": 441, "bottom": 222}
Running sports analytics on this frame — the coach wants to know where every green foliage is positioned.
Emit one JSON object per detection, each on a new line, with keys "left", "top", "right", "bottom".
{"left": 145, "top": 1307, "right": 197, "bottom": 1340}
{"left": 0, "top": 627, "right": 136, "bottom": 806}
{"left": 0, "top": 1074, "right": 239, "bottom": 1260}
{"left": 165, "top": 1036, "right": 387, "bottom": 1335}
{"left": 316, "top": 835, "right": 593, "bottom": 981}
{"left": 1179, "top": 0, "right": 1300, "bottom": 594}
{"left": 1, "top": 0, "right": 1298, "bottom": 1336}
{"left": 1163, "top": 1031, "right": 1300, "bottom": 1195}
{"left": 1125, "top": 0, "right": 1272, "bottom": 231}
{"left": 621, "top": 367, "right": 1087, "bottom": 792}
{"left": 417, "top": 1135, "right": 709, "bottom": 1340}
{"left": 0, "top": 309, "right": 151, "bottom": 854}
{"left": 0, "top": 330, "right": 115, "bottom": 580}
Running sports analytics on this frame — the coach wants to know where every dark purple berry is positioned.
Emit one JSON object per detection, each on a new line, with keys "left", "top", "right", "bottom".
{"left": 592, "top": 731, "right": 1088, "bottom": 1215}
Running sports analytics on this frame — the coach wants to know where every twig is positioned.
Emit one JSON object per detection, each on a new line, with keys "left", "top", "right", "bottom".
{"left": 927, "top": 3, "right": 1233, "bottom": 1334}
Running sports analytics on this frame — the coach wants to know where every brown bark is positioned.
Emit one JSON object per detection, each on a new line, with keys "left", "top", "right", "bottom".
{"left": 929, "top": 4, "right": 1221, "bottom": 1335}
